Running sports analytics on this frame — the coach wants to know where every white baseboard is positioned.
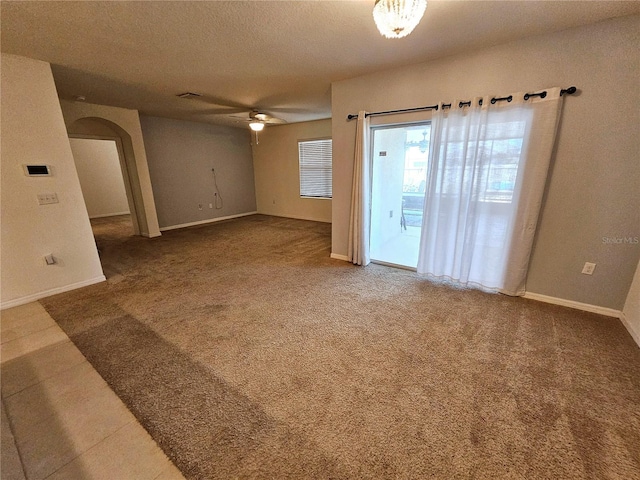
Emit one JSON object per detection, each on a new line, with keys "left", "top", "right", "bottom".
{"left": 160, "top": 211, "right": 258, "bottom": 232}
{"left": 490, "top": 291, "right": 639, "bottom": 347}
{"left": 141, "top": 231, "right": 162, "bottom": 238}
{"left": 0, "top": 275, "right": 106, "bottom": 310}
{"left": 619, "top": 313, "right": 640, "bottom": 347}
{"left": 257, "top": 212, "right": 332, "bottom": 224}
{"left": 330, "top": 253, "right": 349, "bottom": 262}
{"left": 89, "top": 211, "right": 130, "bottom": 219}
{"left": 523, "top": 292, "right": 621, "bottom": 318}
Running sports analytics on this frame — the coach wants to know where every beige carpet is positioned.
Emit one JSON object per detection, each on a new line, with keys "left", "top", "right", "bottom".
{"left": 40, "top": 214, "right": 640, "bottom": 479}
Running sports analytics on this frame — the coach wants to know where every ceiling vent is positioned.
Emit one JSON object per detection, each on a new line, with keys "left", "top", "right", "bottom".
{"left": 176, "top": 92, "right": 202, "bottom": 99}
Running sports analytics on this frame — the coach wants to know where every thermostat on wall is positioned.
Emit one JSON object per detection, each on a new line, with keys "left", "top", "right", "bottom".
{"left": 23, "top": 165, "right": 52, "bottom": 176}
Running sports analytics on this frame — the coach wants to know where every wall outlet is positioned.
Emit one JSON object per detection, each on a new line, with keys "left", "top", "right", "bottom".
{"left": 581, "top": 262, "right": 596, "bottom": 275}
{"left": 44, "top": 254, "right": 56, "bottom": 265}
{"left": 198, "top": 204, "right": 203, "bottom": 210}
{"left": 209, "top": 203, "right": 213, "bottom": 209}
{"left": 389, "top": 210, "right": 393, "bottom": 218}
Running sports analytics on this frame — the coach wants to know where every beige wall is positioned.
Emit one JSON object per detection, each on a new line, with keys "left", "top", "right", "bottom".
{"left": 139, "top": 115, "right": 256, "bottom": 229}
{"left": 332, "top": 15, "right": 640, "bottom": 310}
{"left": 60, "top": 100, "right": 161, "bottom": 237}
{"left": 70, "top": 138, "right": 130, "bottom": 218}
{"left": 253, "top": 119, "right": 332, "bottom": 223}
{"left": 1, "top": 54, "right": 104, "bottom": 308}
{"left": 623, "top": 260, "right": 640, "bottom": 347}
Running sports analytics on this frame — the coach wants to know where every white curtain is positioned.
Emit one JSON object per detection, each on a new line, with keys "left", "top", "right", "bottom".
{"left": 348, "top": 111, "right": 371, "bottom": 266}
{"left": 416, "top": 88, "right": 564, "bottom": 295}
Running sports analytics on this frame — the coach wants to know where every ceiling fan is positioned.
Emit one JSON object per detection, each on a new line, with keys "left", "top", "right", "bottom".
{"left": 176, "top": 93, "right": 288, "bottom": 131}
{"left": 232, "top": 110, "right": 287, "bottom": 132}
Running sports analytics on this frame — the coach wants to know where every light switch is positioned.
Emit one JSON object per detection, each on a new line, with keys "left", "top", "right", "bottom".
{"left": 37, "top": 193, "right": 59, "bottom": 205}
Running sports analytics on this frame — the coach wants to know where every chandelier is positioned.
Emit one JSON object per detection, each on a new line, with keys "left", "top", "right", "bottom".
{"left": 373, "top": 0, "right": 427, "bottom": 39}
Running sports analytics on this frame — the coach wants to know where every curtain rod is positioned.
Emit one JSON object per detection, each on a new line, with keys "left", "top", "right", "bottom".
{"left": 346, "top": 86, "right": 577, "bottom": 121}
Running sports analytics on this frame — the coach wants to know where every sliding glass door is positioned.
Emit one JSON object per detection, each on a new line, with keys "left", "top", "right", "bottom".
{"left": 370, "top": 123, "right": 431, "bottom": 268}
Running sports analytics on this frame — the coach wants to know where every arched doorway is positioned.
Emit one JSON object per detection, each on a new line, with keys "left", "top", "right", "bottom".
{"left": 67, "top": 116, "right": 161, "bottom": 276}
{"left": 68, "top": 117, "right": 150, "bottom": 236}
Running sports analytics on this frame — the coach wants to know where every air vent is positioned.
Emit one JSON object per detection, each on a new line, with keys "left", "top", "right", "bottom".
{"left": 176, "top": 92, "right": 202, "bottom": 99}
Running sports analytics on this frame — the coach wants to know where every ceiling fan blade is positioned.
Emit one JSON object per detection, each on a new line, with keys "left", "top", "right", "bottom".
{"left": 194, "top": 95, "right": 251, "bottom": 111}
{"left": 193, "top": 107, "right": 248, "bottom": 115}
{"left": 176, "top": 92, "right": 254, "bottom": 113}
{"left": 177, "top": 93, "right": 307, "bottom": 120}
{"left": 250, "top": 111, "right": 287, "bottom": 124}
{"left": 260, "top": 107, "right": 312, "bottom": 114}
{"left": 225, "top": 109, "right": 288, "bottom": 127}
{"left": 264, "top": 117, "right": 287, "bottom": 124}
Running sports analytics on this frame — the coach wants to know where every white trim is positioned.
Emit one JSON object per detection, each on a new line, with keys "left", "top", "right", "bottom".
{"left": 89, "top": 211, "right": 130, "bottom": 219}
{"left": 256, "top": 212, "right": 332, "bottom": 224}
{"left": 330, "top": 253, "right": 349, "bottom": 262}
{"left": 160, "top": 211, "right": 258, "bottom": 232}
{"left": 619, "top": 313, "right": 640, "bottom": 347}
{"left": 0, "top": 275, "right": 106, "bottom": 310}
{"left": 371, "top": 259, "right": 416, "bottom": 272}
{"left": 141, "top": 231, "right": 162, "bottom": 238}
{"left": 523, "top": 292, "right": 621, "bottom": 318}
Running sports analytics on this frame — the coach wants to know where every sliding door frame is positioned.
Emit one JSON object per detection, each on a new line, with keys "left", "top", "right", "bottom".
{"left": 369, "top": 120, "right": 432, "bottom": 271}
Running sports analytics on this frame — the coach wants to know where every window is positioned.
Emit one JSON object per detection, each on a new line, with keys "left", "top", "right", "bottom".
{"left": 299, "top": 139, "right": 332, "bottom": 198}
{"left": 437, "top": 120, "right": 526, "bottom": 204}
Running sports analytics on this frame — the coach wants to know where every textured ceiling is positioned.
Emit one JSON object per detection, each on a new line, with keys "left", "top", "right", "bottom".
{"left": 2, "top": 1, "right": 639, "bottom": 128}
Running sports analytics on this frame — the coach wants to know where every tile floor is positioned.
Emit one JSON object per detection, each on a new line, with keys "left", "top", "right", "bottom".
{"left": 370, "top": 225, "right": 421, "bottom": 269}
{"left": 1, "top": 302, "right": 185, "bottom": 480}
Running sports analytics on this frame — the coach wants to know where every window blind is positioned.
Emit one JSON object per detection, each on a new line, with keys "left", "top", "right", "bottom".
{"left": 299, "top": 139, "right": 332, "bottom": 198}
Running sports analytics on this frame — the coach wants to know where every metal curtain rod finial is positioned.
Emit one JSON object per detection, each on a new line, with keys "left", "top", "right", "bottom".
{"left": 346, "top": 86, "right": 578, "bottom": 120}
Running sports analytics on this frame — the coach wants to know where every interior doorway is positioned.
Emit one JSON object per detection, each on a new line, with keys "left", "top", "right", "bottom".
{"left": 69, "top": 137, "right": 136, "bottom": 273}
{"left": 370, "top": 122, "right": 431, "bottom": 269}
{"left": 70, "top": 138, "right": 131, "bottom": 221}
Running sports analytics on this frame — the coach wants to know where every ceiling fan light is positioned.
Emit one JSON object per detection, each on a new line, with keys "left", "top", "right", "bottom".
{"left": 373, "top": 0, "right": 427, "bottom": 39}
{"left": 249, "top": 121, "right": 265, "bottom": 132}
